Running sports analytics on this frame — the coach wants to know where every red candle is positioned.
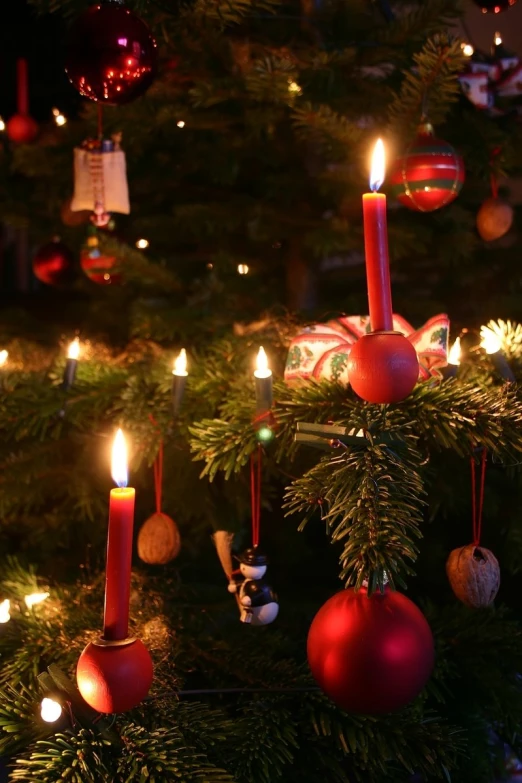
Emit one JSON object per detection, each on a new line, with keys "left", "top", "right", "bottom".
{"left": 362, "top": 139, "right": 393, "bottom": 333}
{"left": 103, "top": 429, "right": 135, "bottom": 641}
{"left": 17, "top": 59, "right": 29, "bottom": 116}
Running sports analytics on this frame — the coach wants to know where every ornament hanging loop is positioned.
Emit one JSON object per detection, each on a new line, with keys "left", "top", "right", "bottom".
{"left": 471, "top": 448, "right": 487, "bottom": 546}
{"left": 250, "top": 445, "right": 262, "bottom": 548}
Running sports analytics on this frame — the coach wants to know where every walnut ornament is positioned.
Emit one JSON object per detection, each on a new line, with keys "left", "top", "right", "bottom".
{"left": 476, "top": 197, "right": 513, "bottom": 242}
{"left": 137, "top": 512, "right": 181, "bottom": 565}
{"left": 446, "top": 544, "right": 500, "bottom": 608}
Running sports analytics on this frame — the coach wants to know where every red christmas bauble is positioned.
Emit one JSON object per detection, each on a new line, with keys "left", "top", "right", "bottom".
{"left": 6, "top": 114, "right": 38, "bottom": 144}
{"left": 33, "top": 240, "right": 76, "bottom": 286}
{"left": 347, "top": 331, "right": 418, "bottom": 404}
{"left": 471, "top": 0, "right": 517, "bottom": 11}
{"left": 65, "top": 3, "right": 158, "bottom": 105}
{"left": 389, "top": 124, "right": 465, "bottom": 212}
{"left": 77, "top": 639, "right": 153, "bottom": 713}
{"left": 307, "top": 586, "right": 434, "bottom": 714}
{"left": 81, "top": 247, "right": 121, "bottom": 285}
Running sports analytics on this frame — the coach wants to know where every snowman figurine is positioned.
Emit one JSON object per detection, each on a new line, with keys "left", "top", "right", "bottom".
{"left": 228, "top": 547, "right": 279, "bottom": 626}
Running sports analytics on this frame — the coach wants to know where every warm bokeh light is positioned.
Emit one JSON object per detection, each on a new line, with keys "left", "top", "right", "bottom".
{"left": 480, "top": 325, "right": 502, "bottom": 355}
{"left": 461, "top": 43, "right": 474, "bottom": 57}
{"left": 448, "top": 337, "right": 461, "bottom": 366}
{"left": 254, "top": 346, "right": 272, "bottom": 379}
{"left": 173, "top": 348, "right": 188, "bottom": 377}
{"left": 0, "top": 350, "right": 8, "bottom": 367}
{"left": 177, "top": 120, "right": 185, "bottom": 128}
{"left": 67, "top": 338, "right": 80, "bottom": 361}
{"left": 24, "top": 592, "right": 49, "bottom": 609}
{"left": 40, "top": 698, "right": 62, "bottom": 723}
{"left": 111, "top": 429, "right": 128, "bottom": 488}
{"left": 237, "top": 264, "right": 249, "bottom": 275}
{"left": 288, "top": 80, "right": 302, "bottom": 94}
{"left": 0, "top": 599, "right": 10, "bottom": 623}
{"left": 370, "top": 139, "right": 385, "bottom": 192}
{"left": 494, "top": 33, "right": 502, "bottom": 46}
{"left": 136, "top": 238, "right": 149, "bottom": 249}
{"left": 0, "top": 118, "right": 5, "bottom": 132}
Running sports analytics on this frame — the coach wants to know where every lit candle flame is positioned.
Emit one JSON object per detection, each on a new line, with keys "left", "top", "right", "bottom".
{"left": 111, "top": 428, "right": 128, "bottom": 489}
{"left": 173, "top": 348, "right": 188, "bottom": 377}
{"left": 40, "top": 698, "right": 62, "bottom": 723}
{"left": 0, "top": 599, "right": 10, "bottom": 623}
{"left": 254, "top": 346, "right": 272, "bottom": 379}
{"left": 67, "top": 338, "right": 80, "bottom": 361}
{"left": 494, "top": 33, "right": 502, "bottom": 46}
{"left": 0, "top": 350, "right": 8, "bottom": 367}
{"left": 369, "top": 138, "right": 385, "bottom": 192}
{"left": 25, "top": 592, "right": 49, "bottom": 609}
{"left": 448, "top": 337, "right": 461, "bottom": 366}
{"left": 480, "top": 325, "right": 502, "bottom": 355}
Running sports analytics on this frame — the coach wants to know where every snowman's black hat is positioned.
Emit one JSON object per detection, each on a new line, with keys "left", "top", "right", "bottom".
{"left": 239, "top": 547, "right": 268, "bottom": 566}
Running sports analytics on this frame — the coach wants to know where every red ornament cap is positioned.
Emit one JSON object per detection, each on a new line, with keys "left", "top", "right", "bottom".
{"left": 307, "top": 586, "right": 434, "bottom": 714}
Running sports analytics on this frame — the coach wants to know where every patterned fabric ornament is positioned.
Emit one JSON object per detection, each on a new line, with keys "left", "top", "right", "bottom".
{"left": 285, "top": 313, "right": 449, "bottom": 386}
{"left": 71, "top": 135, "right": 130, "bottom": 227}
{"left": 389, "top": 123, "right": 464, "bottom": 212}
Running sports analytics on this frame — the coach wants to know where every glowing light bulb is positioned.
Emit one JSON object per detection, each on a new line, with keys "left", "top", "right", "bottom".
{"left": 136, "top": 238, "right": 149, "bottom": 249}
{"left": 237, "top": 264, "right": 249, "bottom": 275}
{"left": 462, "top": 43, "right": 474, "bottom": 57}
{"left": 173, "top": 348, "right": 188, "bottom": 377}
{"left": 67, "top": 338, "right": 80, "bottom": 360}
{"left": 494, "top": 33, "right": 502, "bottom": 46}
{"left": 0, "top": 350, "right": 8, "bottom": 367}
{"left": 40, "top": 698, "right": 62, "bottom": 723}
{"left": 25, "top": 592, "right": 49, "bottom": 609}
{"left": 177, "top": 121, "right": 185, "bottom": 128}
{"left": 369, "top": 139, "right": 385, "bottom": 192}
{"left": 480, "top": 325, "right": 502, "bottom": 355}
{"left": 0, "top": 599, "right": 10, "bottom": 623}
{"left": 111, "top": 429, "right": 128, "bottom": 489}
{"left": 288, "top": 80, "right": 302, "bottom": 94}
{"left": 254, "top": 346, "right": 272, "bottom": 379}
{"left": 448, "top": 337, "right": 461, "bottom": 366}
{"left": 0, "top": 118, "right": 5, "bottom": 132}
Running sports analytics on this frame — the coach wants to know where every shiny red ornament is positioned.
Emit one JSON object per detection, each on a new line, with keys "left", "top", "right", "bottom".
{"left": 389, "top": 123, "right": 465, "bottom": 212}
{"left": 81, "top": 247, "right": 121, "bottom": 285}
{"left": 33, "top": 240, "right": 75, "bottom": 286}
{"left": 471, "top": 0, "right": 517, "bottom": 11}
{"left": 77, "top": 638, "right": 153, "bottom": 713}
{"left": 307, "top": 586, "right": 434, "bottom": 715}
{"left": 6, "top": 114, "right": 38, "bottom": 144}
{"left": 347, "top": 331, "right": 418, "bottom": 404}
{"left": 65, "top": 2, "right": 158, "bottom": 105}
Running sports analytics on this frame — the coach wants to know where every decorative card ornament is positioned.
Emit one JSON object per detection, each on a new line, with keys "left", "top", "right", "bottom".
{"left": 71, "top": 139, "right": 130, "bottom": 225}
{"left": 285, "top": 314, "right": 449, "bottom": 386}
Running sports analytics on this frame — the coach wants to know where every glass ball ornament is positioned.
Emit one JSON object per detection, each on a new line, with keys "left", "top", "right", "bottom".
{"left": 65, "top": 2, "right": 158, "bottom": 105}
{"left": 389, "top": 123, "right": 465, "bottom": 212}
{"left": 6, "top": 114, "right": 38, "bottom": 144}
{"left": 33, "top": 240, "right": 76, "bottom": 287}
{"left": 471, "top": 0, "right": 517, "bottom": 11}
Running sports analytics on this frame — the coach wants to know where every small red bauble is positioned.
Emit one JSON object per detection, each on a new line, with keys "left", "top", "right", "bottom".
{"left": 33, "top": 240, "right": 75, "bottom": 286}
{"left": 389, "top": 123, "right": 465, "bottom": 212}
{"left": 347, "top": 331, "right": 418, "bottom": 404}
{"left": 307, "top": 586, "right": 434, "bottom": 715}
{"left": 81, "top": 247, "right": 121, "bottom": 285}
{"left": 471, "top": 0, "right": 517, "bottom": 11}
{"left": 65, "top": 3, "right": 158, "bottom": 105}
{"left": 77, "top": 638, "right": 153, "bottom": 713}
{"left": 6, "top": 114, "right": 38, "bottom": 144}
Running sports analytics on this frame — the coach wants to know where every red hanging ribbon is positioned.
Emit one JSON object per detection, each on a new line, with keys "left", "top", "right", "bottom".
{"left": 250, "top": 445, "right": 262, "bottom": 548}
{"left": 149, "top": 414, "right": 163, "bottom": 514}
{"left": 17, "top": 59, "right": 29, "bottom": 116}
{"left": 490, "top": 146, "right": 502, "bottom": 199}
{"left": 471, "top": 449, "right": 487, "bottom": 547}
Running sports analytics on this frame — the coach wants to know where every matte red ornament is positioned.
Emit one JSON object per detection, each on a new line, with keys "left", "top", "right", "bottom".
{"left": 307, "top": 586, "right": 434, "bottom": 715}
{"left": 33, "top": 240, "right": 76, "bottom": 287}
{"left": 347, "top": 331, "right": 419, "bottom": 404}
{"left": 81, "top": 247, "right": 121, "bottom": 285}
{"left": 471, "top": 0, "right": 517, "bottom": 11}
{"left": 77, "top": 638, "right": 153, "bottom": 713}
{"left": 389, "top": 123, "right": 465, "bottom": 212}
{"left": 65, "top": 2, "right": 158, "bottom": 105}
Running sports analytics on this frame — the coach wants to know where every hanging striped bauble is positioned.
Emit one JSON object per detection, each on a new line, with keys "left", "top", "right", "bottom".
{"left": 389, "top": 123, "right": 465, "bottom": 212}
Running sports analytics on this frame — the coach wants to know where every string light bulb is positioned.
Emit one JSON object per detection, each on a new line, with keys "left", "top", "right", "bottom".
{"left": 237, "top": 264, "right": 249, "bottom": 275}
{"left": 288, "top": 80, "right": 302, "bottom": 95}
{"left": 0, "top": 599, "right": 10, "bottom": 623}
{"left": 25, "top": 592, "right": 50, "bottom": 609}
{"left": 480, "top": 325, "right": 502, "bottom": 355}
{"left": 136, "top": 238, "right": 149, "bottom": 249}
{"left": 0, "top": 350, "right": 8, "bottom": 367}
{"left": 177, "top": 121, "right": 185, "bottom": 128}
{"left": 52, "top": 108, "right": 67, "bottom": 126}
{"left": 494, "top": 33, "right": 502, "bottom": 46}
{"left": 0, "top": 117, "right": 5, "bottom": 132}
{"left": 461, "top": 43, "right": 474, "bottom": 57}
{"left": 40, "top": 698, "right": 63, "bottom": 723}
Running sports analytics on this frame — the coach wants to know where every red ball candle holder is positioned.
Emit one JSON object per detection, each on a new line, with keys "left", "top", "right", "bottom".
{"left": 347, "top": 331, "right": 418, "bottom": 404}
{"left": 77, "top": 636, "right": 153, "bottom": 714}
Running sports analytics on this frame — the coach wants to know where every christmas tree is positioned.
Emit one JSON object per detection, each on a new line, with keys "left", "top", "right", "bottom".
{"left": 0, "top": 0, "right": 522, "bottom": 781}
